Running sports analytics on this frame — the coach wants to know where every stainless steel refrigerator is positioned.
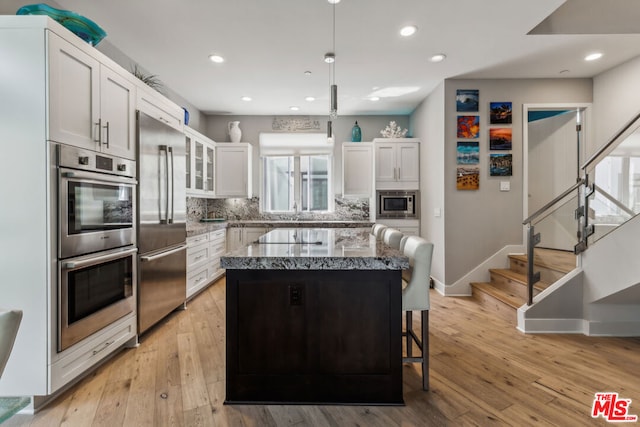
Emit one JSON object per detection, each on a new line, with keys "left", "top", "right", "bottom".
{"left": 136, "top": 110, "right": 187, "bottom": 334}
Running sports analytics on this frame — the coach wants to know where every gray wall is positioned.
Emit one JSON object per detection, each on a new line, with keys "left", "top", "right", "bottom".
{"left": 205, "top": 115, "right": 410, "bottom": 197}
{"left": 593, "top": 55, "right": 640, "bottom": 152}
{"left": 410, "top": 82, "right": 446, "bottom": 285}
{"left": 412, "top": 79, "right": 592, "bottom": 287}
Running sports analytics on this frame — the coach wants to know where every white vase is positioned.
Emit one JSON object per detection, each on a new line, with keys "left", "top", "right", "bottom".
{"left": 228, "top": 121, "right": 242, "bottom": 143}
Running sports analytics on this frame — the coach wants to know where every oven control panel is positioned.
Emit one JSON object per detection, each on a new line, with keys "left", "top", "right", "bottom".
{"left": 58, "top": 145, "right": 136, "bottom": 178}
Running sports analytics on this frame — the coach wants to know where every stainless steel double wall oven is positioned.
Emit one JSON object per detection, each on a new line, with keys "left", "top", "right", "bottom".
{"left": 56, "top": 144, "right": 137, "bottom": 351}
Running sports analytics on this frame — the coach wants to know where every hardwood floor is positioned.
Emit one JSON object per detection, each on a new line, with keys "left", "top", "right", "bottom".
{"left": 7, "top": 277, "right": 640, "bottom": 426}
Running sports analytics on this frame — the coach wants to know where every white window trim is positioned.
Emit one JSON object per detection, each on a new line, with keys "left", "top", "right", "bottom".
{"left": 259, "top": 132, "right": 335, "bottom": 214}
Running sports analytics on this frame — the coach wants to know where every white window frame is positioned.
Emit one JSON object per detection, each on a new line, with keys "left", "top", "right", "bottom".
{"left": 259, "top": 132, "right": 335, "bottom": 214}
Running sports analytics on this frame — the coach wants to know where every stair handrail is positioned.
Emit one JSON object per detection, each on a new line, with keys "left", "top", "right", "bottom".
{"left": 582, "top": 111, "right": 640, "bottom": 172}
{"left": 522, "top": 179, "right": 585, "bottom": 226}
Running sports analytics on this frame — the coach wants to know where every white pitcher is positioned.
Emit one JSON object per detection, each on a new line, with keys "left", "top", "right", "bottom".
{"left": 228, "top": 121, "right": 242, "bottom": 143}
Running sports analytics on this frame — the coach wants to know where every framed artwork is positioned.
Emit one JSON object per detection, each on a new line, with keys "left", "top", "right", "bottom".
{"left": 489, "top": 128, "right": 512, "bottom": 150}
{"left": 489, "top": 154, "right": 513, "bottom": 176}
{"left": 456, "top": 89, "right": 479, "bottom": 112}
{"left": 489, "top": 102, "right": 512, "bottom": 124}
{"left": 457, "top": 166, "right": 480, "bottom": 190}
{"left": 457, "top": 141, "right": 479, "bottom": 164}
{"left": 457, "top": 115, "right": 480, "bottom": 138}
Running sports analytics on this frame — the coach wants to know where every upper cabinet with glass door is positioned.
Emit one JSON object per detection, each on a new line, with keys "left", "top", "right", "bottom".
{"left": 48, "top": 31, "right": 137, "bottom": 160}
{"left": 185, "top": 127, "right": 216, "bottom": 197}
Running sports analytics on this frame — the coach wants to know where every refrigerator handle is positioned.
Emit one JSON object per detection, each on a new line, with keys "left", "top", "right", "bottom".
{"left": 159, "top": 145, "right": 169, "bottom": 224}
{"left": 168, "top": 146, "right": 174, "bottom": 224}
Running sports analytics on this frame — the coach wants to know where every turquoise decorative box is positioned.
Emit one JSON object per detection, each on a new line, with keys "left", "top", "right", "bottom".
{"left": 16, "top": 3, "right": 106, "bottom": 46}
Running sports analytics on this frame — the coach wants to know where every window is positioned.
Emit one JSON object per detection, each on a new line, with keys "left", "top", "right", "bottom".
{"left": 262, "top": 155, "right": 331, "bottom": 213}
{"left": 259, "top": 132, "right": 334, "bottom": 214}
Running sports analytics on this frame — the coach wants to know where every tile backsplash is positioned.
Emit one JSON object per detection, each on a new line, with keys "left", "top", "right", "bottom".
{"left": 187, "top": 196, "right": 370, "bottom": 222}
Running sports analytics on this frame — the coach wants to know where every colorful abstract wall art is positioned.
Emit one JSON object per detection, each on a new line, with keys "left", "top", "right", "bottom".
{"left": 489, "top": 154, "right": 513, "bottom": 176}
{"left": 456, "top": 89, "right": 479, "bottom": 112}
{"left": 489, "top": 128, "right": 512, "bottom": 150}
{"left": 457, "top": 115, "right": 480, "bottom": 138}
{"left": 489, "top": 102, "right": 512, "bottom": 124}
{"left": 457, "top": 141, "right": 479, "bottom": 165}
{"left": 457, "top": 166, "right": 480, "bottom": 190}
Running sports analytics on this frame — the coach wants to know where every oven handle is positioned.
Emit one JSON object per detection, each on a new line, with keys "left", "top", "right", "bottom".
{"left": 61, "top": 170, "right": 137, "bottom": 185}
{"left": 63, "top": 247, "right": 138, "bottom": 269}
{"left": 169, "top": 146, "right": 174, "bottom": 224}
{"left": 140, "top": 244, "right": 186, "bottom": 262}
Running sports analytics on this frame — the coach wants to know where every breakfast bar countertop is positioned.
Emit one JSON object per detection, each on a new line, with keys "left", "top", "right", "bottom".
{"left": 220, "top": 227, "right": 408, "bottom": 270}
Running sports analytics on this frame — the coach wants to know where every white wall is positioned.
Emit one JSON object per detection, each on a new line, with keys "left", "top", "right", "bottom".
{"left": 205, "top": 115, "right": 410, "bottom": 198}
{"left": 410, "top": 82, "right": 446, "bottom": 285}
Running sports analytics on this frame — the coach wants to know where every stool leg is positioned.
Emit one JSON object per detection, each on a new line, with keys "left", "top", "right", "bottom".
{"left": 421, "top": 310, "right": 429, "bottom": 391}
{"left": 405, "top": 310, "right": 413, "bottom": 358}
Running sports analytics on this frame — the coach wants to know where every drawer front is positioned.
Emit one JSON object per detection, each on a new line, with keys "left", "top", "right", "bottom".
{"left": 187, "top": 245, "right": 209, "bottom": 269}
{"left": 209, "top": 241, "right": 226, "bottom": 258}
{"left": 187, "top": 266, "right": 210, "bottom": 297}
{"left": 210, "top": 229, "right": 226, "bottom": 244}
{"left": 187, "top": 233, "right": 209, "bottom": 246}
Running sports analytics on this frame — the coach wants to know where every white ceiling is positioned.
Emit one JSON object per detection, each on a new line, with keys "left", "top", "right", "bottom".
{"left": 6, "top": 0, "right": 640, "bottom": 116}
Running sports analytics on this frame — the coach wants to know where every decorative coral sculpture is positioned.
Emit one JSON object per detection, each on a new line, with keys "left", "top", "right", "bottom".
{"left": 380, "top": 121, "right": 408, "bottom": 138}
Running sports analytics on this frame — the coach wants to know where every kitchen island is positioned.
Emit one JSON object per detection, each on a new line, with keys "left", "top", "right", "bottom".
{"left": 221, "top": 228, "right": 409, "bottom": 405}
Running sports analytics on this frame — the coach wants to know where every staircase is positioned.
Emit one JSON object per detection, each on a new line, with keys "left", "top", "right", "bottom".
{"left": 470, "top": 248, "right": 576, "bottom": 324}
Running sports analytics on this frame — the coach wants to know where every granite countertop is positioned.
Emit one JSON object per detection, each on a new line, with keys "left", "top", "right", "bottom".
{"left": 226, "top": 220, "right": 374, "bottom": 228}
{"left": 187, "top": 219, "right": 374, "bottom": 237}
{"left": 220, "top": 228, "right": 408, "bottom": 270}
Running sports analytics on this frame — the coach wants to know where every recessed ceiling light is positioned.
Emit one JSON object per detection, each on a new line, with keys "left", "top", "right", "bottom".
{"left": 241, "top": 96, "right": 252, "bottom": 102}
{"left": 324, "top": 53, "right": 335, "bottom": 64}
{"left": 290, "top": 106, "right": 300, "bottom": 111}
{"left": 327, "top": 0, "right": 340, "bottom": 3}
{"left": 400, "top": 25, "right": 418, "bottom": 37}
{"left": 209, "top": 54, "right": 224, "bottom": 63}
{"left": 585, "top": 52, "right": 603, "bottom": 61}
{"left": 304, "top": 71, "right": 312, "bottom": 76}
{"left": 305, "top": 96, "right": 316, "bottom": 102}
{"left": 370, "top": 97, "right": 380, "bottom": 101}
{"left": 430, "top": 53, "right": 446, "bottom": 62}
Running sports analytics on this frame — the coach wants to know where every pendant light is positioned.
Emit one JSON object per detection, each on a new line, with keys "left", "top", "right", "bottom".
{"left": 328, "top": 0, "right": 337, "bottom": 120}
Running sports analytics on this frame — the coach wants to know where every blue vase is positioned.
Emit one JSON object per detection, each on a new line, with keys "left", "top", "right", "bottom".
{"left": 351, "top": 121, "right": 362, "bottom": 142}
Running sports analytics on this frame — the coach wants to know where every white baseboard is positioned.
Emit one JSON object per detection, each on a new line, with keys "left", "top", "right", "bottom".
{"left": 586, "top": 320, "right": 640, "bottom": 336}
{"left": 444, "top": 244, "right": 525, "bottom": 296}
{"left": 516, "top": 317, "right": 585, "bottom": 334}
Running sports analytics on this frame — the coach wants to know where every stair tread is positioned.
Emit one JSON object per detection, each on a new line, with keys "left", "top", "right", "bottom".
{"left": 509, "top": 248, "right": 575, "bottom": 274}
{"left": 489, "top": 269, "right": 549, "bottom": 290}
{"left": 470, "top": 282, "right": 525, "bottom": 309}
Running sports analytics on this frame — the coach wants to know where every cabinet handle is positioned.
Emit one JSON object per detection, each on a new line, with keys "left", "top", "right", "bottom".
{"left": 94, "top": 119, "right": 102, "bottom": 143}
{"left": 195, "top": 275, "right": 205, "bottom": 284}
{"left": 194, "top": 255, "right": 204, "bottom": 261}
{"left": 398, "top": 167, "right": 401, "bottom": 180}
{"left": 103, "top": 121, "right": 110, "bottom": 148}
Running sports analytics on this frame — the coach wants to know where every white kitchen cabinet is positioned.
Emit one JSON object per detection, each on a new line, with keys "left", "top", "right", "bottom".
{"left": 49, "top": 31, "right": 136, "bottom": 160}
{"left": 186, "top": 229, "right": 227, "bottom": 299}
{"left": 136, "top": 84, "right": 184, "bottom": 132}
{"left": 227, "top": 227, "right": 268, "bottom": 252}
{"left": 378, "top": 219, "right": 420, "bottom": 237}
{"left": 0, "top": 17, "right": 141, "bottom": 401}
{"left": 374, "top": 138, "right": 420, "bottom": 190}
{"left": 342, "top": 142, "right": 374, "bottom": 198}
{"left": 208, "top": 229, "right": 227, "bottom": 282}
{"left": 185, "top": 127, "right": 215, "bottom": 196}
{"left": 215, "top": 144, "right": 253, "bottom": 198}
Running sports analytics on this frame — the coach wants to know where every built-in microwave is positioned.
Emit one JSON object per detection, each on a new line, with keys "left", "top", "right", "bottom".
{"left": 377, "top": 190, "right": 419, "bottom": 219}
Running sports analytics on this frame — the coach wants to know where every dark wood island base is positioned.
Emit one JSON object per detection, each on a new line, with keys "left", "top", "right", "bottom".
{"left": 225, "top": 268, "right": 403, "bottom": 405}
